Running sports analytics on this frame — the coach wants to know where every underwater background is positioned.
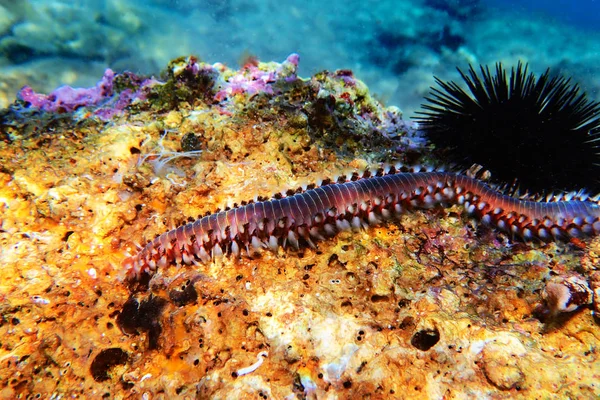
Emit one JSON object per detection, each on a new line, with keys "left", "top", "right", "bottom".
{"left": 2, "top": 1, "right": 600, "bottom": 398}
{"left": 1, "top": 0, "right": 599, "bottom": 116}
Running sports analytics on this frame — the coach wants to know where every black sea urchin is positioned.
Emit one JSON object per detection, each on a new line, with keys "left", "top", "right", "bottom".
{"left": 415, "top": 63, "right": 600, "bottom": 194}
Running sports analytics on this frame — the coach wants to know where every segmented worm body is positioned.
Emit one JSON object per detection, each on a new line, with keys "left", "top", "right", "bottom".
{"left": 124, "top": 168, "right": 600, "bottom": 279}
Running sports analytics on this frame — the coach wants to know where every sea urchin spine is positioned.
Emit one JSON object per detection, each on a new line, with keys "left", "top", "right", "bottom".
{"left": 123, "top": 168, "right": 600, "bottom": 280}
{"left": 415, "top": 63, "right": 600, "bottom": 193}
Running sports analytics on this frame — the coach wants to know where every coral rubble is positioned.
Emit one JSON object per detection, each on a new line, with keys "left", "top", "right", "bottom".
{"left": 0, "top": 55, "right": 599, "bottom": 398}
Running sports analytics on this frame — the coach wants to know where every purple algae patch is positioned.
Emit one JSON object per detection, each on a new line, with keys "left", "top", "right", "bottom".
{"left": 18, "top": 69, "right": 115, "bottom": 114}
{"left": 17, "top": 69, "right": 152, "bottom": 120}
{"left": 213, "top": 53, "right": 300, "bottom": 102}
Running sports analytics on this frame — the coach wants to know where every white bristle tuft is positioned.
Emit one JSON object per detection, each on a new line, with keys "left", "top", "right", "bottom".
{"left": 423, "top": 195, "right": 434, "bottom": 207}
{"left": 551, "top": 227, "right": 562, "bottom": 237}
{"left": 288, "top": 231, "right": 299, "bottom": 248}
{"left": 231, "top": 241, "right": 240, "bottom": 256}
{"left": 199, "top": 246, "right": 210, "bottom": 262}
{"left": 159, "top": 256, "right": 168, "bottom": 268}
{"left": 212, "top": 244, "right": 223, "bottom": 257}
{"left": 368, "top": 212, "right": 380, "bottom": 225}
{"left": 351, "top": 216, "right": 362, "bottom": 230}
{"left": 268, "top": 235, "right": 279, "bottom": 251}
{"left": 336, "top": 219, "right": 351, "bottom": 231}
{"left": 309, "top": 227, "right": 324, "bottom": 240}
{"left": 324, "top": 223, "right": 336, "bottom": 235}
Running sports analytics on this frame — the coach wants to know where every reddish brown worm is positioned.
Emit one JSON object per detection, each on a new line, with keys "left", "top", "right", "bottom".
{"left": 123, "top": 167, "right": 600, "bottom": 279}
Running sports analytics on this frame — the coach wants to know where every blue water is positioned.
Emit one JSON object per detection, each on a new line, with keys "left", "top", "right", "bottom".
{"left": 0, "top": 0, "right": 599, "bottom": 114}
{"left": 485, "top": 0, "right": 600, "bottom": 30}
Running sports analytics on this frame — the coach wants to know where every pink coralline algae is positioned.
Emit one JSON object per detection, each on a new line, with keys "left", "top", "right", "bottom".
{"left": 214, "top": 53, "right": 300, "bottom": 102}
{"left": 15, "top": 54, "right": 301, "bottom": 121}
{"left": 17, "top": 69, "right": 152, "bottom": 120}
{"left": 19, "top": 69, "right": 116, "bottom": 113}
{"left": 11, "top": 52, "right": 419, "bottom": 152}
